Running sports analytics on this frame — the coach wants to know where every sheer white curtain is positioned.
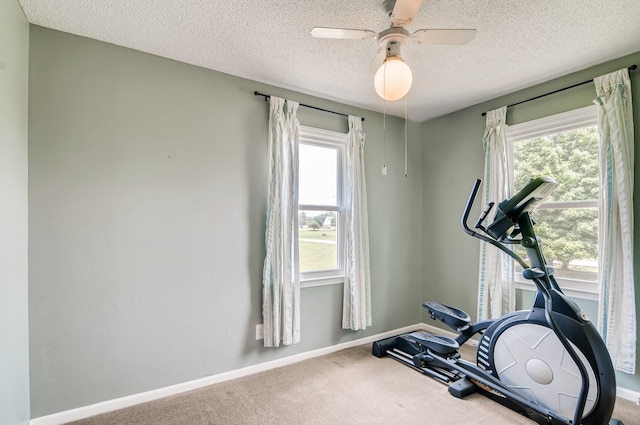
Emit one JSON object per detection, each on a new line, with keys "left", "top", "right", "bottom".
{"left": 478, "top": 106, "right": 514, "bottom": 320}
{"left": 342, "top": 116, "right": 372, "bottom": 330}
{"left": 594, "top": 68, "right": 636, "bottom": 373}
{"left": 262, "top": 96, "right": 301, "bottom": 347}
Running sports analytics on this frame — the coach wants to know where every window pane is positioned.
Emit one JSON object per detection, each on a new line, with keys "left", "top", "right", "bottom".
{"left": 513, "top": 126, "right": 599, "bottom": 202}
{"left": 531, "top": 208, "right": 598, "bottom": 282}
{"left": 299, "top": 211, "right": 338, "bottom": 273}
{"left": 299, "top": 144, "right": 338, "bottom": 206}
{"left": 512, "top": 122, "right": 599, "bottom": 292}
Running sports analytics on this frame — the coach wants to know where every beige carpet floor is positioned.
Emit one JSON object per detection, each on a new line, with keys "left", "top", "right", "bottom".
{"left": 67, "top": 343, "right": 638, "bottom": 425}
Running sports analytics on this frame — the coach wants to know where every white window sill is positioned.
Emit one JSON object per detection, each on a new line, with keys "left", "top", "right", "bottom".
{"left": 515, "top": 281, "right": 599, "bottom": 302}
{"left": 301, "top": 275, "right": 344, "bottom": 288}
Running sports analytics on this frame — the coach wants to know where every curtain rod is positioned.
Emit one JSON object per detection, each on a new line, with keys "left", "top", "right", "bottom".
{"left": 254, "top": 91, "right": 365, "bottom": 122}
{"left": 481, "top": 64, "right": 637, "bottom": 117}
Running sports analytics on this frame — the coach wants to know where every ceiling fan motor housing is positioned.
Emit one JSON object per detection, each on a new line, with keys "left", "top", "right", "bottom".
{"left": 377, "top": 27, "right": 409, "bottom": 57}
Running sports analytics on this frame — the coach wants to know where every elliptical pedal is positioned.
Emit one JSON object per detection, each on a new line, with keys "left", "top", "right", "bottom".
{"left": 400, "top": 331, "right": 459, "bottom": 355}
{"left": 423, "top": 301, "right": 471, "bottom": 330}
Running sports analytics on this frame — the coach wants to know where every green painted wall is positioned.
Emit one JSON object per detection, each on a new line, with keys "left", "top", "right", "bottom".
{"left": 0, "top": 1, "right": 30, "bottom": 424}
{"left": 27, "top": 26, "right": 423, "bottom": 417}
{"left": 422, "top": 51, "right": 640, "bottom": 392}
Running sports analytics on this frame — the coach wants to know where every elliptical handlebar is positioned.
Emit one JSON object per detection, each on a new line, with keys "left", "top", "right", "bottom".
{"left": 460, "top": 179, "right": 529, "bottom": 270}
{"left": 461, "top": 179, "right": 483, "bottom": 237}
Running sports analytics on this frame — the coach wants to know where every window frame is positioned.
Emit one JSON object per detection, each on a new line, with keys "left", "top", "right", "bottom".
{"left": 298, "top": 125, "right": 347, "bottom": 288}
{"left": 507, "top": 105, "right": 599, "bottom": 300}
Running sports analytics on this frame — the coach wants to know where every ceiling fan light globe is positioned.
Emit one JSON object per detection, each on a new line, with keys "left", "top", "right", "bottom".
{"left": 374, "top": 56, "right": 413, "bottom": 101}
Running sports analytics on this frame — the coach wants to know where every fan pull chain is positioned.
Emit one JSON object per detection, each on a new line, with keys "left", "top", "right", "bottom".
{"left": 404, "top": 95, "right": 408, "bottom": 177}
{"left": 382, "top": 64, "right": 387, "bottom": 176}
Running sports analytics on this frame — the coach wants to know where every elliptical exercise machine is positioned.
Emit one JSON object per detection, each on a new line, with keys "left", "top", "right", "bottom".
{"left": 373, "top": 177, "right": 623, "bottom": 425}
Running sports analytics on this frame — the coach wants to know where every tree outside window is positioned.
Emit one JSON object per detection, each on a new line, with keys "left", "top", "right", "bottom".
{"left": 510, "top": 107, "right": 599, "bottom": 298}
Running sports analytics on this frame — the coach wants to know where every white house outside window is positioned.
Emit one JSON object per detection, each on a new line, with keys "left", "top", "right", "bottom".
{"left": 508, "top": 106, "right": 600, "bottom": 300}
{"left": 298, "top": 126, "right": 346, "bottom": 286}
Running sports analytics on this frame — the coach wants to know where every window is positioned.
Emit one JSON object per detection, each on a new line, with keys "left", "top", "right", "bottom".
{"left": 508, "top": 106, "right": 599, "bottom": 300}
{"left": 298, "top": 126, "right": 346, "bottom": 286}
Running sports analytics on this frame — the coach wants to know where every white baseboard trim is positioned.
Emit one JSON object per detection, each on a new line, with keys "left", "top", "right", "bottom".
{"left": 28, "top": 322, "right": 640, "bottom": 424}
{"left": 616, "top": 386, "right": 640, "bottom": 404}
{"left": 29, "top": 323, "right": 424, "bottom": 425}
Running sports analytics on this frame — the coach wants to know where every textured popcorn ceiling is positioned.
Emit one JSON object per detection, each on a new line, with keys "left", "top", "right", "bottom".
{"left": 18, "top": 0, "right": 640, "bottom": 121}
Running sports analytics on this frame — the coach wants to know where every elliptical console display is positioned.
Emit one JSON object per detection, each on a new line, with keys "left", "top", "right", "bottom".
{"left": 372, "top": 177, "right": 623, "bottom": 425}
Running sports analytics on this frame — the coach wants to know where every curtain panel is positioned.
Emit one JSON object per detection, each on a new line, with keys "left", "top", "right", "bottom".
{"left": 262, "top": 96, "right": 301, "bottom": 347}
{"left": 342, "top": 116, "right": 372, "bottom": 330}
{"left": 478, "top": 106, "right": 514, "bottom": 320}
{"left": 594, "top": 68, "right": 636, "bottom": 374}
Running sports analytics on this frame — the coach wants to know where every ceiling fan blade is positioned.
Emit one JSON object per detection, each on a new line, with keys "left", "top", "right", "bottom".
{"left": 390, "top": 0, "right": 425, "bottom": 26}
{"left": 310, "top": 27, "right": 376, "bottom": 40}
{"left": 411, "top": 29, "right": 477, "bottom": 45}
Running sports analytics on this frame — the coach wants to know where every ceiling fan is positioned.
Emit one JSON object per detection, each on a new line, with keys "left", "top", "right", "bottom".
{"left": 310, "top": 0, "right": 476, "bottom": 101}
